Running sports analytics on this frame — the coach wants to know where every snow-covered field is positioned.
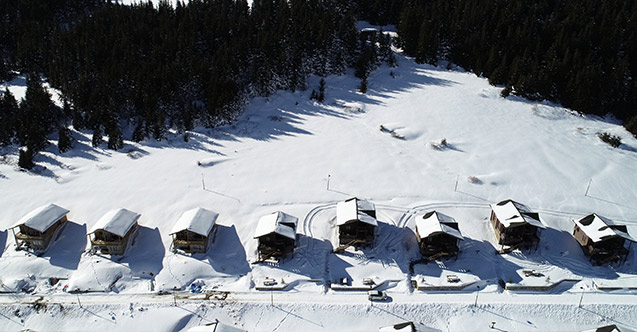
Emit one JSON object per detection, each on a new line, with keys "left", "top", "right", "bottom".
{"left": 1, "top": 52, "right": 637, "bottom": 331}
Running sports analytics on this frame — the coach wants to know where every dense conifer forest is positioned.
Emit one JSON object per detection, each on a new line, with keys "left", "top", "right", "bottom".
{"left": 1, "top": 0, "right": 636, "bottom": 167}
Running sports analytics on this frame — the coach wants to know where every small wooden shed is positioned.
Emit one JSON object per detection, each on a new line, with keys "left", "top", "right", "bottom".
{"left": 415, "top": 211, "right": 463, "bottom": 260}
{"left": 336, "top": 197, "right": 377, "bottom": 248}
{"left": 170, "top": 208, "right": 219, "bottom": 254}
{"left": 10, "top": 204, "right": 69, "bottom": 251}
{"left": 254, "top": 211, "right": 297, "bottom": 260}
{"left": 490, "top": 199, "right": 545, "bottom": 250}
{"left": 360, "top": 27, "right": 378, "bottom": 42}
{"left": 88, "top": 208, "right": 140, "bottom": 255}
{"left": 573, "top": 214, "right": 635, "bottom": 265}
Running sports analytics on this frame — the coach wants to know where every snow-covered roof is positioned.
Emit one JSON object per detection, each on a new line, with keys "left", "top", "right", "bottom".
{"left": 490, "top": 200, "right": 546, "bottom": 229}
{"left": 575, "top": 214, "right": 635, "bottom": 243}
{"left": 336, "top": 198, "right": 378, "bottom": 227}
{"left": 258, "top": 211, "right": 298, "bottom": 230}
{"left": 90, "top": 208, "right": 141, "bottom": 237}
{"left": 170, "top": 208, "right": 219, "bottom": 237}
{"left": 253, "top": 212, "right": 297, "bottom": 240}
{"left": 415, "top": 211, "right": 463, "bottom": 240}
{"left": 13, "top": 204, "right": 69, "bottom": 233}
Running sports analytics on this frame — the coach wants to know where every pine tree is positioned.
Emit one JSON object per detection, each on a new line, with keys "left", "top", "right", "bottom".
{"left": 107, "top": 125, "right": 124, "bottom": 150}
{"left": 318, "top": 78, "right": 326, "bottom": 102}
{"left": 71, "top": 108, "right": 85, "bottom": 131}
{"left": 18, "top": 148, "right": 34, "bottom": 170}
{"left": 57, "top": 127, "right": 73, "bottom": 153}
{"left": 132, "top": 121, "right": 146, "bottom": 142}
{"left": 18, "top": 74, "right": 59, "bottom": 153}
{"left": 0, "top": 89, "right": 19, "bottom": 145}
{"left": 359, "top": 77, "right": 368, "bottom": 93}
{"left": 92, "top": 125, "right": 103, "bottom": 147}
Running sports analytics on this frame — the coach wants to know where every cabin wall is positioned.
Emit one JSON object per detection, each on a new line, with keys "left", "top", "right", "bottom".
{"left": 419, "top": 233, "right": 459, "bottom": 258}
{"left": 15, "top": 216, "right": 67, "bottom": 251}
{"left": 490, "top": 211, "right": 540, "bottom": 246}
{"left": 579, "top": 236, "right": 629, "bottom": 264}
{"left": 489, "top": 211, "right": 504, "bottom": 242}
{"left": 257, "top": 233, "right": 295, "bottom": 259}
{"left": 572, "top": 225, "right": 591, "bottom": 247}
{"left": 173, "top": 230, "right": 208, "bottom": 253}
{"left": 338, "top": 221, "right": 375, "bottom": 246}
{"left": 91, "top": 223, "right": 138, "bottom": 255}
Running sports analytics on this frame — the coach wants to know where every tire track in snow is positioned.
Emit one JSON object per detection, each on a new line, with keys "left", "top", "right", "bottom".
{"left": 271, "top": 308, "right": 292, "bottom": 332}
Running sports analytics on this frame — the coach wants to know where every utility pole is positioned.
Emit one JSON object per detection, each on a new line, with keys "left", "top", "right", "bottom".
{"left": 474, "top": 286, "right": 480, "bottom": 306}
{"left": 327, "top": 174, "right": 331, "bottom": 190}
{"left": 201, "top": 173, "right": 206, "bottom": 190}
{"left": 454, "top": 174, "right": 459, "bottom": 192}
{"left": 584, "top": 179, "right": 592, "bottom": 196}
{"left": 77, "top": 294, "right": 82, "bottom": 308}
{"left": 578, "top": 287, "right": 584, "bottom": 308}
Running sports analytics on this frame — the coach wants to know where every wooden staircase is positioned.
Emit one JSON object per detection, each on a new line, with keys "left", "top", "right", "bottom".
{"left": 333, "top": 240, "right": 364, "bottom": 253}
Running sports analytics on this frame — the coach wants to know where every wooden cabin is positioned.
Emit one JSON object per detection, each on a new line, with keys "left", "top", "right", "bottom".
{"left": 336, "top": 197, "right": 377, "bottom": 248}
{"left": 360, "top": 28, "right": 378, "bottom": 42}
{"left": 415, "top": 211, "right": 463, "bottom": 260}
{"left": 490, "top": 199, "right": 545, "bottom": 250}
{"left": 170, "top": 208, "right": 219, "bottom": 254}
{"left": 253, "top": 211, "right": 297, "bottom": 260}
{"left": 88, "top": 208, "right": 140, "bottom": 255}
{"left": 573, "top": 214, "right": 635, "bottom": 265}
{"left": 10, "top": 204, "right": 69, "bottom": 251}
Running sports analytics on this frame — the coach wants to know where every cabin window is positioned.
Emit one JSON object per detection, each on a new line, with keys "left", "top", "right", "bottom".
{"left": 95, "top": 231, "right": 120, "bottom": 242}
{"left": 20, "top": 226, "right": 42, "bottom": 237}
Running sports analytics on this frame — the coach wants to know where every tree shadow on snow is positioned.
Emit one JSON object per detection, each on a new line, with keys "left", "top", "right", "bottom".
{"left": 62, "top": 131, "right": 108, "bottom": 161}
{"left": 204, "top": 225, "right": 250, "bottom": 275}
{"left": 0, "top": 230, "right": 6, "bottom": 258}
{"left": 220, "top": 102, "right": 343, "bottom": 142}
{"left": 214, "top": 70, "right": 400, "bottom": 143}
{"left": 119, "top": 226, "right": 165, "bottom": 277}
{"left": 367, "top": 59, "right": 458, "bottom": 99}
{"left": 34, "top": 152, "right": 64, "bottom": 169}
{"left": 133, "top": 130, "right": 224, "bottom": 155}
{"left": 44, "top": 221, "right": 86, "bottom": 270}
{"left": 23, "top": 163, "right": 57, "bottom": 179}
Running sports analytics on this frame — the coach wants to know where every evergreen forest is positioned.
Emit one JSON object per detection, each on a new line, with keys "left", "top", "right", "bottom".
{"left": 1, "top": 0, "right": 636, "bottom": 168}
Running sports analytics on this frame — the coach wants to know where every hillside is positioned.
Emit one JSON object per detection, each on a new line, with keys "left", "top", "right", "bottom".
{"left": 1, "top": 53, "right": 637, "bottom": 331}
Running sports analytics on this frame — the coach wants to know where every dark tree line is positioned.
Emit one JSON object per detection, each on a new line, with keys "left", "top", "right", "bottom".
{"left": 0, "top": 0, "right": 371, "bottom": 167}
{"left": 3, "top": 0, "right": 636, "bottom": 169}
{"left": 395, "top": 0, "right": 637, "bottom": 136}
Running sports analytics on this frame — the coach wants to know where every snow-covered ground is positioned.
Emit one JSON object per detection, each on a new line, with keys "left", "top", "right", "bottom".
{"left": 1, "top": 52, "right": 637, "bottom": 331}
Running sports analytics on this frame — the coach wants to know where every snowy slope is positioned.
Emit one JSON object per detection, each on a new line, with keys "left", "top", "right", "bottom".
{"left": 1, "top": 52, "right": 637, "bottom": 331}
